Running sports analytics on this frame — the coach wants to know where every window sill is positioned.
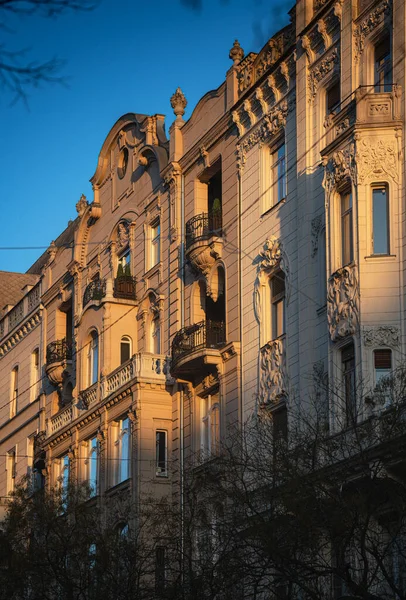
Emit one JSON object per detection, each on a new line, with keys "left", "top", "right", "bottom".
{"left": 260, "top": 198, "right": 286, "bottom": 220}
{"left": 364, "top": 254, "right": 396, "bottom": 261}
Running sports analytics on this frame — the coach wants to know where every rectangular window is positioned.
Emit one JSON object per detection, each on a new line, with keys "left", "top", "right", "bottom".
{"left": 271, "top": 273, "right": 286, "bottom": 339}
{"left": 326, "top": 81, "right": 340, "bottom": 115}
{"left": 372, "top": 186, "right": 389, "bottom": 254}
{"left": 271, "top": 143, "right": 286, "bottom": 205}
{"left": 156, "top": 430, "right": 167, "bottom": 476}
{"left": 112, "top": 417, "right": 130, "bottom": 486}
{"left": 10, "top": 366, "right": 18, "bottom": 418}
{"left": 86, "top": 436, "right": 98, "bottom": 496}
{"left": 118, "top": 251, "right": 130, "bottom": 275}
{"left": 342, "top": 344, "right": 356, "bottom": 425}
{"left": 150, "top": 221, "right": 161, "bottom": 269}
{"left": 61, "top": 454, "right": 70, "bottom": 493}
{"left": 6, "top": 449, "right": 16, "bottom": 495}
{"left": 341, "top": 191, "right": 353, "bottom": 266}
{"left": 31, "top": 349, "right": 40, "bottom": 402}
{"left": 201, "top": 394, "right": 220, "bottom": 459}
{"left": 374, "top": 349, "right": 392, "bottom": 385}
{"left": 374, "top": 36, "right": 392, "bottom": 92}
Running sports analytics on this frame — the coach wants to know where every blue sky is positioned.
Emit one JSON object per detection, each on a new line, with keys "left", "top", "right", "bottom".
{"left": 0, "top": 0, "right": 290, "bottom": 273}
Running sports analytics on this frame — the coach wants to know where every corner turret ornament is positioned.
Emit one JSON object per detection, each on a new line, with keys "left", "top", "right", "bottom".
{"left": 229, "top": 39, "right": 244, "bottom": 65}
{"left": 170, "top": 87, "right": 187, "bottom": 121}
{"left": 76, "top": 194, "right": 88, "bottom": 217}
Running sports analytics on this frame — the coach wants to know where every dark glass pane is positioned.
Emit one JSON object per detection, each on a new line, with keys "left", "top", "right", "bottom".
{"left": 374, "top": 349, "right": 392, "bottom": 369}
{"left": 120, "top": 341, "right": 131, "bottom": 364}
{"left": 373, "top": 187, "right": 389, "bottom": 254}
{"left": 327, "top": 81, "right": 340, "bottom": 113}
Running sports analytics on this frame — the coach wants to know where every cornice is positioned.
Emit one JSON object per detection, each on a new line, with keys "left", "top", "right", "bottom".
{"left": 0, "top": 308, "right": 42, "bottom": 359}
{"left": 41, "top": 274, "right": 73, "bottom": 307}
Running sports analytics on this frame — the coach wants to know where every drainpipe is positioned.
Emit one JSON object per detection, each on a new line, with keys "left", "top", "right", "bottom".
{"left": 238, "top": 170, "right": 244, "bottom": 433}
{"left": 179, "top": 172, "right": 185, "bottom": 584}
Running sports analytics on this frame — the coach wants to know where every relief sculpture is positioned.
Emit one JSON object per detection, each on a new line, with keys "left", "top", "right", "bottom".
{"left": 259, "top": 339, "right": 286, "bottom": 406}
{"left": 327, "top": 265, "right": 359, "bottom": 341}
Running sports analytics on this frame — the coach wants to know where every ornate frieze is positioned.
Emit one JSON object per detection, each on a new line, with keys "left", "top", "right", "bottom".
{"left": 355, "top": 138, "right": 399, "bottom": 184}
{"left": 236, "top": 101, "right": 288, "bottom": 171}
{"left": 354, "top": 0, "right": 391, "bottom": 60}
{"left": 308, "top": 47, "right": 339, "bottom": 99}
{"left": 327, "top": 265, "right": 359, "bottom": 341}
{"left": 259, "top": 339, "right": 287, "bottom": 406}
{"left": 363, "top": 325, "right": 400, "bottom": 347}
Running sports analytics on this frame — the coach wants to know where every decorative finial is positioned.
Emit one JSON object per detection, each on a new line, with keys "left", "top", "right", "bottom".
{"left": 170, "top": 87, "right": 187, "bottom": 121}
{"left": 229, "top": 39, "right": 244, "bottom": 65}
{"left": 76, "top": 193, "right": 88, "bottom": 217}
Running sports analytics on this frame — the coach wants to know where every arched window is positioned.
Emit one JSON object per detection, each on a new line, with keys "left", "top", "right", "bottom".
{"left": 120, "top": 336, "right": 132, "bottom": 364}
{"left": 87, "top": 331, "right": 99, "bottom": 387}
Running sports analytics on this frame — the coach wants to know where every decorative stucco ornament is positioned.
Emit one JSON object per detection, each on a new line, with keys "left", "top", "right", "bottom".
{"left": 259, "top": 339, "right": 287, "bottom": 406}
{"left": 363, "top": 326, "right": 400, "bottom": 348}
{"left": 327, "top": 265, "right": 359, "bottom": 341}
{"left": 322, "top": 145, "right": 356, "bottom": 207}
{"left": 355, "top": 138, "right": 399, "bottom": 184}
{"left": 116, "top": 221, "right": 130, "bottom": 251}
{"left": 229, "top": 39, "right": 244, "bottom": 65}
{"left": 170, "top": 88, "right": 187, "bottom": 121}
{"left": 308, "top": 47, "right": 339, "bottom": 99}
{"left": 76, "top": 194, "right": 88, "bottom": 217}
{"left": 354, "top": 0, "right": 390, "bottom": 60}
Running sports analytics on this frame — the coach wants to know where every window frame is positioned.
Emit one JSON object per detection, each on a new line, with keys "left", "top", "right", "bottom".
{"left": 371, "top": 184, "right": 390, "bottom": 255}
{"left": 155, "top": 430, "right": 168, "bottom": 477}
{"left": 200, "top": 393, "right": 220, "bottom": 459}
{"left": 120, "top": 336, "right": 132, "bottom": 365}
{"left": 86, "top": 330, "right": 99, "bottom": 388}
{"left": 374, "top": 34, "right": 392, "bottom": 92}
{"left": 10, "top": 365, "right": 19, "bottom": 418}
{"left": 111, "top": 416, "right": 130, "bottom": 486}
{"left": 147, "top": 219, "right": 161, "bottom": 271}
{"left": 31, "top": 348, "right": 40, "bottom": 402}
{"left": 85, "top": 436, "right": 99, "bottom": 497}
{"left": 271, "top": 141, "right": 287, "bottom": 206}
{"left": 340, "top": 189, "right": 354, "bottom": 267}
{"left": 6, "top": 448, "right": 16, "bottom": 495}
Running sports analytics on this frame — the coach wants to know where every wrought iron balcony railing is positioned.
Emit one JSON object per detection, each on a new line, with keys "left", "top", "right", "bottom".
{"left": 185, "top": 211, "right": 222, "bottom": 250}
{"left": 172, "top": 320, "right": 226, "bottom": 366}
{"left": 46, "top": 338, "right": 72, "bottom": 366}
{"left": 113, "top": 275, "right": 137, "bottom": 300}
{"left": 83, "top": 278, "right": 106, "bottom": 307}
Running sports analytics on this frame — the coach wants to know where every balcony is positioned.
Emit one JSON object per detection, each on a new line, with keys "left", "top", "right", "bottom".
{"left": 185, "top": 212, "right": 223, "bottom": 276}
{"left": 113, "top": 275, "right": 137, "bottom": 300}
{"left": 83, "top": 278, "right": 106, "bottom": 307}
{"left": 48, "top": 352, "right": 169, "bottom": 437}
{"left": 322, "top": 84, "right": 401, "bottom": 150}
{"left": 171, "top": 320, "right": 226, "bottom": 377}
{"left": 45, "top": 338, "right": 72, "bottom": 388}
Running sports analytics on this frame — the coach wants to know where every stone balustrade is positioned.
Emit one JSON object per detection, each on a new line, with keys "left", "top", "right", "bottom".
{"left": 48, "top": 353, "right": 169, "bottom": 437}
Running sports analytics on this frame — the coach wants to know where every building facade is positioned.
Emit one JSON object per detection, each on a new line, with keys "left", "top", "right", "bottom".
{"left": 1, "top": 0, "right": 405, "bottom": 592}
